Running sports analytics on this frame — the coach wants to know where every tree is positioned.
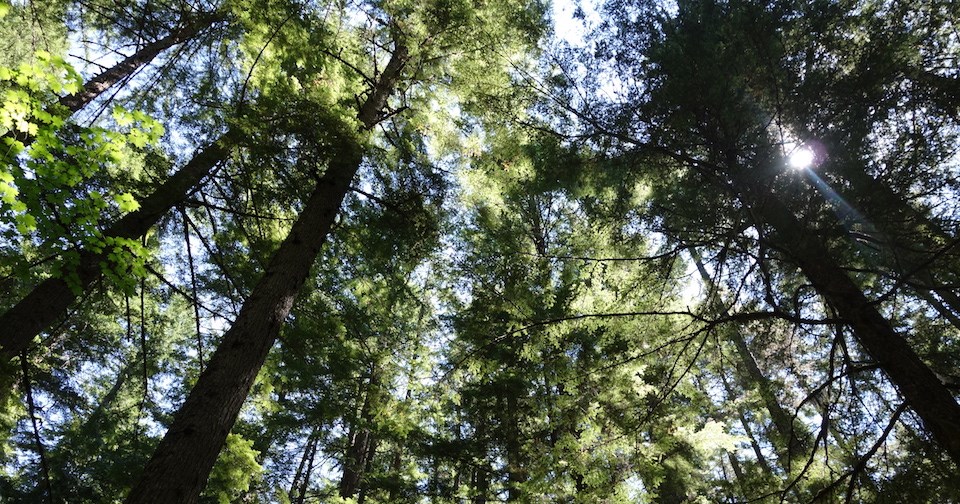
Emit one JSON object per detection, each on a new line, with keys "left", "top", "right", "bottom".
{"left": 2, "top": 0, "right": 959, "bottom": 501}
{"left": 590, "top": 0, "right": 960, "bottom": 480}
{"left": 124, "top": 1, "right": 546, "bottom": 501}
{"left": 0, "top": 0, "right": 231, "bottom": 361}
{"left": 0, "top": 133, "right": 234, "bottom": 360}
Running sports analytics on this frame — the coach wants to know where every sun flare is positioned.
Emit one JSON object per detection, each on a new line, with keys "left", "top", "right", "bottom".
{"left": 789, "top": 146, "right": 815, "bottom": 170}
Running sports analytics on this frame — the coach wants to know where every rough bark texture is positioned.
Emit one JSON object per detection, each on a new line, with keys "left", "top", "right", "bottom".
{"left": 338, "top": 423, "right": 372, "bottom": 498}
{"left": 123, "top": 41, "right": 408, "bottom": 504}
{"left": 830, "top": 164, "right": 960, "bottom": 325}
{"left": 58, "top": 15, "right": 219, "bottom": 113}
{"left": 0, "top": 134, "right": 233, "bottom": 361}
{"left": 733, "top": 169, "right": 960, "bottom": 466}
{"left": 124, "top": 141, "right": 362, "bottom": 504}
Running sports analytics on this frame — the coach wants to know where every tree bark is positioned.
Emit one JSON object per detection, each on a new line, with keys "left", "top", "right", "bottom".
{"left": 0, "top": 133, "right": 234, "bottom": 361}
{"left": 338, "top": 422, "right": 371, "bottom": 498}
{"left": 469, "top": 407, "right": 490, "bottom": 504}
{"left": 290, "top": 431, "right": 319, "bottom": 504}
{"left": 731, "top": 167, "right": 960, "bottom": 466}
{"left": 355, "top": 436, "right": 378, "bottom": 504}
{"left": 340, "top": 371, "right": 380, "bottom": 499}
{"left": 0, "top": 17, "right": 226, "bottom": 362}
{"left": 819, "top": 164, "right": 960, "bottom": 327}
{"left": 470, "top": 436, "right": 490, "bottom": 504}
{"left": 21, "top": 354, "right": 53, "bottom": 503}
{"left": 58, "top": 14, "right": 221, "bottom": 113}
{"left": 387, "top": 445, "right": 404, "bottom": 501}
{"left": 81, "top": 355, "right": 140, "bottom": 432}
{"left": 690, "top": 248, "right": 809, "bottom": 461}
{"left": 123, "top": 40, "right": 408, "bottom": 504}
{"left": 1, "top": 13, "right": 221, "bottom": 151}
{"left": 124, "top": 139, "right": 362, "bottom": 504}
{"left": 503, "top": 391, "right": 527, "bottom": 502}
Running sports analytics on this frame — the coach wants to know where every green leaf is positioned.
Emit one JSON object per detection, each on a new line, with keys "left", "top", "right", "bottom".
{"left": 112, "top": 107, "right": 134, "bottom": 127}
{"left": 128, "top": 129, "right": 148, "bottom": 148}
{"left": 0, "top": 176, "right": 18, "bottom": 205}
{"left": 114, "top": 193, "right": 141, "bottom": 213}
{"left": 15, "top": 213, "right": 36, "bottom": 233}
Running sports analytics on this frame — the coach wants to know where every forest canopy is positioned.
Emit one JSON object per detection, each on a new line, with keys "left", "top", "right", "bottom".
{"left": 0, "top": 0, "right": 958, "bottom": 502}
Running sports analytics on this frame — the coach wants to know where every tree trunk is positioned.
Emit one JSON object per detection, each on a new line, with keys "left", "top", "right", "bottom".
{"left": 340, "top": 371, "right": 380, "bottom": 499}
{"left": 123, "top": 136, "right": 362, "bottom": 504}
{"left": 58, "top": 14, "right": 220, "bottom": 113}
{"left": 355, "top": 436, "right": 379, "bottom": 504}
{"left": 386, "top": 386, "right": 411, "bottom": 501}
{"left": 21, "top": 354, "right": 53, "bottom": 503}
{"left": 81, "top": 356, "right": 140, "bottom": 432}
{"left": 2, "top": 13, "right": 220, "bottom": 150}
{"left": 814, "top": 164, "right": 960, "bottom": 327}
{"left": 0, "top": 133, "right": 234, "bottom": 361}
{"left": 123, "top": 40, "right": 408, "bottom": 504}
{"left": 0, "top": 15, "right": 226, "bottom": 363}
{"left": 690, "top": 248, "right": 809, "bottom": 461}
{"left": 503, "top": 392, "right": 527, "bottom": 501}
{"left": 470, "top": 413, "right": 490, "bottom": 504}
{"left": 470, "top": 465, "right": 490, "bottom": 504}
{"left": 289, "top": 429, "right": 319, "bottom": 504}
{"left": 387, "top": 445, "right": 404, "bottom": 501}
{"left": 731, "top": 167, "right": 960, "bottom": 466}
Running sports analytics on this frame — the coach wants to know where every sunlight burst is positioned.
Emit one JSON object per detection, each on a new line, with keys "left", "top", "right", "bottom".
{"left": 789, "top": 146, "right": 815, "bottom": 170}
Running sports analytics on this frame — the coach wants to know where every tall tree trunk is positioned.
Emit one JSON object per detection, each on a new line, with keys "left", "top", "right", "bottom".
{"left": 726, "top": 452, "right": 750, "bottom": 499}
{"left": 340, "top": 371, "right": 380, "bottom": 499}
{"left": 0, "top": 14, "right": 226, "bottom": 363}
{"left": 0, "top": 132, "right": 234, "bottom": 361}
{"left": 736, "top": 409, "right": 775, "bottom": 476}
{"left": 703, "top": 253, "right": 881, "bottom": 495}
{"left": 81, "top": 355, "right": 141, "bottom": 432}
{"left": 386, "top": 386, "right": 411, "bottom": 500}
{"left": 816, "top": 164, "right": 960, "bottom": 326}
{"left": 123, "top": 40, "right": 408, "bottom": 504}
{"left": 124, "top": 136, "right": 362, "bottom": 504}
{"left": 21, "top": 354, "right": 53, "bottom": 503}
{"left": 715, "top": 364, "right": 777, "bottom": 475}
{"left": 470, "top": 464, "right": 490, "bottom": 504}
{"left": 470, "top": 413, "right": 490, "bottom": 504}
{"left": 58, "top": 14, "right": 221, "bottom": 114}
{"left": 2, "top": 13, "right": 221, "bottom": 151}
{"left": 730, "top": 166, "right": 960, "bottom": 466}
{"left": 387, "top": 444, "right": 404, "bottom": 501}
{"left": 289, "top": 429, "right": 319, "bottom": 504}
{"left": 912, "top": 288, "right": 960, "bottom": 329}
{"left": 503, "top": 392, "right": 527, "bottom": 501}
{"left": 690, "top": 248, "right": 809, "bottom": 461}
{"left": 355, "top": 436, "right": 379, "bottom": 504}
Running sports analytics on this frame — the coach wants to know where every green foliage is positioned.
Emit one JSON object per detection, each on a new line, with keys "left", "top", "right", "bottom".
{"left": 0, "top": 1, "right": 68, "bottom": 69}
{"left": 0, "top": 359, "right": 23, "bottom": 462}
{"left": 0, "top": 53, "right": 165, "bottom": 292}
{"left": 202, "top": 433, "right": 263, "bottom": 504}
{"left": 1, "top": 0, "right": 957, "bottom": 502}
